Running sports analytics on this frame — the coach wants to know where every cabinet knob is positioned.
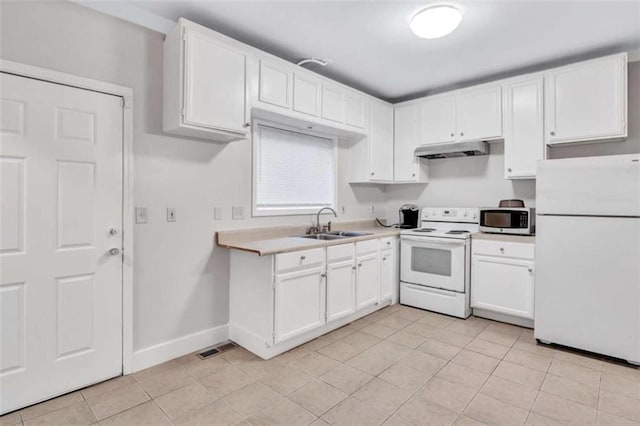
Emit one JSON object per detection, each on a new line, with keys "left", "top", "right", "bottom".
{"left": 508, "top": 168, "right": 512, "bottom": 172}
{"left": 321, "top": 273, "right": 327, "bottom": 278}
{"left": 108, "top": 228, "right": 118, "bottom": 236}
{"left": 450, "top": 133, "right": 454, "bottom": 137}
{"left": 386, "top": 241, "right": 391, "bottom": 245}
{"left": 358, "top": 263, "right": 362, "bottom": 267}
{"left": 242, "top": 122, "right": 251, "bottom": 128}
{"left": 460, "top": 132, "right": 464, "bottom": 137}
{"left": 550, "top": 131, "right": 555, "bottom": 136}
{"left": 528, "top": 267, "right": 533, "bottom": 273}
{"left": 300, "top": 255, "right": 306, "bottom": 260}
{"left": 382, "top": 257, "right": 387, "bottom": 261}
{"left": 371, "top": 172, "right": 375, "bottom": 176}
{"left": 499, "top": 247, "right": 504, "bottom": 253}
{"left": 412, "top": 173, "right": 416, "bottom": 177}
{"left": 352, "top": 266, "right": 357, "bottom": 270}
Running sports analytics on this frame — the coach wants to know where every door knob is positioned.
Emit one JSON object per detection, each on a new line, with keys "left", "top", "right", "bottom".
{"left": 109, "top": 248, "right": 120, "bottom": 256}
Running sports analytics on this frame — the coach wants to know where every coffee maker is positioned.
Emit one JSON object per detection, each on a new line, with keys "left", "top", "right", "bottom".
{"left": 399, "top": 204, "right": 420, "bottom": 229}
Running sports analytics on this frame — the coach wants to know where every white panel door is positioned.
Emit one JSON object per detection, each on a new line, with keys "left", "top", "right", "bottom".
{"left": 184, "top": 28, "right": 247, "bottom": 133}
{"left": 0, "top": 73, "right": 123, "bottom": 414}
{"left": 356, "top": 253, "right": 379, "bottom": 310}
{"left": 545, "top": 53, "right": 627, "bottom": 144}
{"left": 420, "top": 94, "right": 456, "bottom": 145}
{"left": 393, "top": 104, "right": 420, "bottom": 182}
{"left": 368, "top": 100, "right": 394, "bottom": 181}
{"left": 326, "top": 259, "right": 356, "bottom": 322}
{"left": 258, "top": 60, "right": 291, "bottom": 109}
{"left": 274, "top": 267, "right": 325, "bottom": 343}
{"left": 471, "top": 255, "right": 534, "bottom": 319}
{"left": 321, "top": 84, "right": 344, "bottom": 123}
{"left": 293, "top": 74, "right": 320, "bottom": 117}
{"left": 504, "top": 75, "right": 544, "bottom": 179}
{"left": 456, "top": 85, "right": 503, "bottom": 141}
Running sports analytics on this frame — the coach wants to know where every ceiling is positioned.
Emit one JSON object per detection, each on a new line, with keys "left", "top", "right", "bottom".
{"left": 130, "top": 0, "right": 640, "bottom": 102}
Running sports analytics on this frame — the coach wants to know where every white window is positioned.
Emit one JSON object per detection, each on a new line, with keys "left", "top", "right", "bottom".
{"left": 253, "top": 120, "right": 337, "bottom": 216}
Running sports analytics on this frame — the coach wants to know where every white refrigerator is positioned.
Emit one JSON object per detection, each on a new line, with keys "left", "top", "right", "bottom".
{"left": 535, "top": 154, "right": 640, "bottom": 364}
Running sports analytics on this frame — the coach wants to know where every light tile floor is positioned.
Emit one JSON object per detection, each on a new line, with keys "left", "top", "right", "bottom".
{"left": 3, "top": 304, "right": 640, "bottom": 425}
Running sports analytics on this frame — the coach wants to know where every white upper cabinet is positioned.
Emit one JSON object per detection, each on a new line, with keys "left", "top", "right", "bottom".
{"left": 420, "top": 94, "right": 456, "bottom": 145}
{"left": 503, "top": 75, "right": 544, "bottom": 179}
{"left": 394, "top": 103, "right": 421, "bottom": 182}
{"left": 545, "top": 53, "right": 627, "bottom": 145}
{"left": 344, "top": 92, "right": 367, "bottom": 129}
{"left": 258, "top": 60, "right": 291, "bottom": 109}
{"left": 293, "top": 73, "right": 320, "bottom": 117}
{"left": 368, "top": 99, "right": 394, "bottom": 181}
{"left": 321, "top": 83, "right": 344, "bottom": 123}
{"left": 163, "top": 20, "right": 249, "bottom": 142}
{"left": 456, "top": 84, "right": 503, "bottom": 142}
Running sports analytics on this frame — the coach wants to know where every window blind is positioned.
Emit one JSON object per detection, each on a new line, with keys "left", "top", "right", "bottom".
{"left": 255, "top": 124, "right": 335, "bottom": 213}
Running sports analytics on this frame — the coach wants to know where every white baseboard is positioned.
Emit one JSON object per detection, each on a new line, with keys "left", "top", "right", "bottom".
{"left": 131, "top": 324, "right": 229, "bottom": 372}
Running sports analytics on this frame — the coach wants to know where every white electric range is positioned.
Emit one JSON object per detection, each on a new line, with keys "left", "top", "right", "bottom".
{"left": 400, "top": 207, "right": 479, "bottom": 318}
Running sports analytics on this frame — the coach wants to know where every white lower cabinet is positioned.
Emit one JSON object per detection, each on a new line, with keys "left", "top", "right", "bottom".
{"left": 229, "top": 236, "right": 398, "bottom": 359}
{"left": 274, "top": 266, "right": 325, "bottom": 343}
{"left": 326, "top": 245, "right": 356, "bottom": 322}
{"left": 356, "top": 253, "right": 380, "bottom": 310}
{"left": 471, "top": 238, "right": 535, "bottom": 324}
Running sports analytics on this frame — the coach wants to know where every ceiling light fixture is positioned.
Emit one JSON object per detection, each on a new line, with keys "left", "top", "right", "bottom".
{"left": 410, "top": 5, "right": 462, "bottom": 39}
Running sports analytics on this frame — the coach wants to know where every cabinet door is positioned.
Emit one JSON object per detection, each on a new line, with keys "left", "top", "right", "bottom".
{"left": 471, "top": 255, "right": 534, "bottom": 319}
{"left": 504, "top": 75, "right": 544, "bottom": 179}
{"left": 274, "top": 267, "right": 325, "bottom": 343}
{"left": 456, "top": 85, "right": 502, "bottom": 141}
{"left": 183, "top": 28, "right": 247, "bottom": 133}
{"left": 293, "top": 73, "right": 320, "bottom": 117}
{"left": 545, "top": 54, "right": 627, "bottom": 144}
{"left": 379, "top": 249, "right": 394, "bottom": 303}
{"left": 259, "top": 60, "right": 291, "bottom": 109}
{"left": 420, "top": 94, "right": 456, "bottom": 145}
{"left": 369, "top": 100, "right": 394, "bottom": 181}
{"left": 326, "top": 259, "right": 356, "bottom": 322}
{"left": 356, "top": 253, "right": 380, "bottom": 310}
{"left": 344, "top": 92, "right": 367, "bottom": 128}
{"left": 321, "top": 84, "right": 344, "bottom": 123}
{"left": 393, "top": 104, "right": 420, "bottom": 182}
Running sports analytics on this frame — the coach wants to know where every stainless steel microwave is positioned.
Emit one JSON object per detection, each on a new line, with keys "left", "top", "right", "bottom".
{"left": 479, "top": 207, "right": 536, "bottom": 235}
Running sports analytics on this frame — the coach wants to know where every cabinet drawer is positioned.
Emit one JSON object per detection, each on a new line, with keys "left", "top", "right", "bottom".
{"left": 276, "top": 248, "right": 324, "bottom": 273}
{"left": 356, "top": 239, "right": 379, "bottom": 255}
{"left": 327, "top": 243, "right": 355, "bottom": 262}
{"left": 472, "top": 239, "right": 534, "bottom": 259}
{"left": 379, "top": 237, "right": 394, "bottom": 251}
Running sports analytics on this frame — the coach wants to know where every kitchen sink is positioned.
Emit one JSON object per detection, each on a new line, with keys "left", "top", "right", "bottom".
{"left": 292, "top": 231, "right": 373, "bottom": 240}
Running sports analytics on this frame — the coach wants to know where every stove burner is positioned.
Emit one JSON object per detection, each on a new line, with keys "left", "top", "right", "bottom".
{"left": 446, "top": 230, "right": 470, "bottom": 234}
{"left": 414, "top": 228, "right": 436, "bottom": 233}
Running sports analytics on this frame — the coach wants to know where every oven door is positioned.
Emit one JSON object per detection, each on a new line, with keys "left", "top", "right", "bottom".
{"left": 400, "top": 236, "right": 466, "bottom": 292}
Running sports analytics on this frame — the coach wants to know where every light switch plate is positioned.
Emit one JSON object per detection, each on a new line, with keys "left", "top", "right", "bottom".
{"left": 232, "top": 206, "right": 244, "bottom": 220}
{"left": 167, "top": 208, "right": 176, "bottom": 222}
{"left": 135, "top": 207, "right": 147, "bottom": 224}
{"left": 214, "top": 207, "right": 223, "bottom": 220}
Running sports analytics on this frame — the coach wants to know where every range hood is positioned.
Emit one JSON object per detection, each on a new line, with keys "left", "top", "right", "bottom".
{"left": 414, "top": 141, "right": 489, "bottom": 159}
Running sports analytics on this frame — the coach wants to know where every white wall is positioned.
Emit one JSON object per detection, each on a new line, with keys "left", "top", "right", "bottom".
{"left": 385, "top": 62, "right": 640, "bottom": 212}
{"left": 0, "top": 1, "right": 386, "bottom": 356}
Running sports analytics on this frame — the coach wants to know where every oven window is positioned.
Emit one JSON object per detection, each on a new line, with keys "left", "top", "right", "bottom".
{"left": 484, "top": 212, "right": 511, "bottom": 227}
{"left": 411, "top": 247, "right": 452, "bottom": 277}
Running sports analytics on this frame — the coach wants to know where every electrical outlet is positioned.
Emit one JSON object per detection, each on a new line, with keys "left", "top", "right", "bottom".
{"left": 167, "top": 208, "right": 176, "bottom": 222}
{"left": 232, "top": 206, "right": 244, "bottom": 220}
{"left": 135, "top": 207, "right": 147, "bottom": 224}
{"left": 214, "top": 207, "right": 222, "bottom": 220}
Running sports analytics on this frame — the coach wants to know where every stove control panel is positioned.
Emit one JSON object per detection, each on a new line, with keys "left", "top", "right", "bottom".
{"left": 421, "top": 207, "right": 479, "bottom": 223}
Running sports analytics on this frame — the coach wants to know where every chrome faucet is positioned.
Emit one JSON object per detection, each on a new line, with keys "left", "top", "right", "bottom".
{"left": 309, "top": 207, "right": 337, "bottom": 234}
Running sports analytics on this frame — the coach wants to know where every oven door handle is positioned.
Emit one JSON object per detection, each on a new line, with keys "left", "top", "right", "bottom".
{"left": 401, "top": 236, "right": 466, "bottom": 247}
